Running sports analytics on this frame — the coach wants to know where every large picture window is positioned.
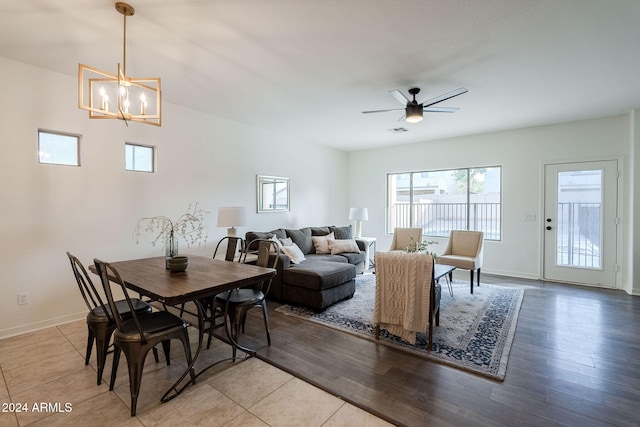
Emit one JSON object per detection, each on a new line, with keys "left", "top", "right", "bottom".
{"left": 387, "top": 166, "right": 501, "bottom": 240}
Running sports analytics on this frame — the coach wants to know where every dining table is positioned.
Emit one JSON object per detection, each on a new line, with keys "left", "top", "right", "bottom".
{"left": 89, "top": 255, "right": 276, "bottom": 403}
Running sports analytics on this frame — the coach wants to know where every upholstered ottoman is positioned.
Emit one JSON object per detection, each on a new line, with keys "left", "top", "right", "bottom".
{"left": 281, "top": 260, "right": 356, "bottom": 311}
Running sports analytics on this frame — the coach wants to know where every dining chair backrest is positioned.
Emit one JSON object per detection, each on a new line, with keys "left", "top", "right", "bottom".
{"left": 67, "top": 252, "right": 113, "bottom": 322}
{"left": 93, "top": 259, "right": 146, "bottom": 343}
{"left": 248, "top": 238, "right": 280, "bottom": 294}
{"left": 213, "top": 236, "right": 245, "bottom": 262}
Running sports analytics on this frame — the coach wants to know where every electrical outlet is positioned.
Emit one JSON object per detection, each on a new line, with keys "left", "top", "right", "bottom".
{"left": 18, "top": 292, "right": 29, "bottom": 305}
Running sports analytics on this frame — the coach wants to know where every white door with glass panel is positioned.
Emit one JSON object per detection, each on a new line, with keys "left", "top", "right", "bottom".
{"left": 543, "top": 161, "right": 618, "bottom": 287}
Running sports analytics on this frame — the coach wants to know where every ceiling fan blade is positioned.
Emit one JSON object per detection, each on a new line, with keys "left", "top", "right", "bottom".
{"left": 397, "top": 114, "right": 406, "bottom": 122}
{"left": 422, "top": 87, "right": 468, "bottom": 108}
{"left": 362, "top": 108, "right": 404, "bottom": 114}
{"left": 423, "top": 107, "right": 460, "bottom": 113}
{"left": 389, "top": 89, "right": 410, "bottom": 106}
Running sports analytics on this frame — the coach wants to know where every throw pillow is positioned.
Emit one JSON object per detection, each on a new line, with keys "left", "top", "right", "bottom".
{"left": 281, "top": 242, "right": 306, "bottom": 264}
{"left": 269, "top": 235, "right": 283, "bottom": 252}
{"left": 311, "top": 232, "right": 335, "bottom": 254}
{"left": 279, "top": 237, "right": 293, "bottom": 246}
{"left": 285, "top": 228, "right": 313, "bottom": 254}
{"left": 330, "top": 225, "right": 353, "bottom": 240}
{"left": 310, "top": 226, "right": 331, "bottom": 236}
{"left": 328, "top": 238, "right": 360, "bottom": 255}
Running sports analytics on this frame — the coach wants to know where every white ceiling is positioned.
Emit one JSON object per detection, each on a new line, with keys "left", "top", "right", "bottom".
{"left": 2, "top": 0, "right": 639, "bottom": 151}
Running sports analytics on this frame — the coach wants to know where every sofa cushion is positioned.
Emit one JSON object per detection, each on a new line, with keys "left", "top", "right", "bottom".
{"left": 282, "top": 279, "right": 355, "bottom": 311}
{"left": 338, "top": 251, "right": 366, "bottom": 266}
{"left": 312, "top": 232, "right": 334, "bottom": 254}
{"left": 330, "top": 225, "right": 353, "bottom": 240}
{"left": 246, "top": 229, "right": 287, "bottom": 250}
{"left": 286, "top": 227, "right": 314, "bottom": 254}
{"left": 305, "top": 254, "right": 349, "bottom": 263}
{"left": 282, "top": 260, "right": 356, "bottom": 291}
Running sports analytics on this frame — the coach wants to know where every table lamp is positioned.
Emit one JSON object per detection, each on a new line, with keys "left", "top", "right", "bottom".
{"left": 217, "top": 207, "right": 247, "bottom": 237}
{"left": 349, "top": 207, "right": 368, "bottom": 238}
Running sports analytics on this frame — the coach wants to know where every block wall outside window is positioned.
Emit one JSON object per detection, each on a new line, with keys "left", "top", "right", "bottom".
{"left": 387, "top": 166, "right": 502, "bottom": 240}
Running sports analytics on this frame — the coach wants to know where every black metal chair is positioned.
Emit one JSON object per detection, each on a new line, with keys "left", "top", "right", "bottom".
{"left": 66, "top": 252, "right": 163, "bottom": 386}
{"left": 213, "top": 236, "right": 245, "bottom": 262}
{"left": 179, "top": 236, "right": 245, "bottom": 320}
{"left": 211, "top": 239, "right": 279, "bottom": 358}
{"left": 93, "top": 258, "right": 195, "bottom": 417}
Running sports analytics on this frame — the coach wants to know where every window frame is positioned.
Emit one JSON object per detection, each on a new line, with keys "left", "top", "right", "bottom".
{"left": 37, "top": 129, "right": 81, "bottom": 167}
{"left": 125, "top": 142, "right": 155, "bottom": 173}
{"left": 386, "top": 165, "right": 502, "bottom": 241}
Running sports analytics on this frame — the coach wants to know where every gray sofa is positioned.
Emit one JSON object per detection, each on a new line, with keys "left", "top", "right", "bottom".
{"left": 245, "top": 225, "right": 367, "bottom": 311}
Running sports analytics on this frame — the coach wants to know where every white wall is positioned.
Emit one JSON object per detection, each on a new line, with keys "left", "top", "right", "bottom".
{"left": 347, "top": 115, "right": 636, "bottom": 292}
{"left": 2, "top": 57, "right": 637, "bottom": 338}
{"left": 0, "top": 58, "right": 349, "bottom": 338}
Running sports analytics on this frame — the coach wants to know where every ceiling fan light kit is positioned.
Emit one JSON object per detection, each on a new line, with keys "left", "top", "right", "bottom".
{"left": 405, "top": 103, "right": 424, "bottom": 123}
{"left": 78, "top": 2, "right": 162, "bottom": 126}
{"left": 363, "top": 86, "right": 467, "bottom": 124}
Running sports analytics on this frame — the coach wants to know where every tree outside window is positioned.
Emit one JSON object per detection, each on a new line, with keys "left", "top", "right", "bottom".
{"left": 387, "top": 166, "right": 501, "bottom": 240}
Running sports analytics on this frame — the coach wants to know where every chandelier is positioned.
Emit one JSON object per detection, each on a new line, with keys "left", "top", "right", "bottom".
{"left": 78, "top": 2, "right": 161, "bottom": 126}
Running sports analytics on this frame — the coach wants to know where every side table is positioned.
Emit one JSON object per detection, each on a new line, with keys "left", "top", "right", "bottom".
{"left": 357, "top": 236, "right": 377, "bottom": 271}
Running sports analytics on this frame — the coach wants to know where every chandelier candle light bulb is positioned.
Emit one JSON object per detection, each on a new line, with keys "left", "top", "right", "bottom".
{"left": 140, "top": 93, "right": 147, "bottom": 115}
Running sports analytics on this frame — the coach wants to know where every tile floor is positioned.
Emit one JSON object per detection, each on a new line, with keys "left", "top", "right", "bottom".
{"left": 0, "top": 320, "right": 392, "bottom": 426}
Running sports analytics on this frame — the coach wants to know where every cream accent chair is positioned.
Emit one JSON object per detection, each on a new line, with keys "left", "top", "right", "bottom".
{"left": 389, "top": 227, "right": 423, "bottom": 252}
{"left": 437, "top": 230, "right": 484, "bottom": 294}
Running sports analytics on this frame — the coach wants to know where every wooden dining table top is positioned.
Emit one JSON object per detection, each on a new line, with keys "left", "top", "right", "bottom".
{"left": 89, "top": 255, "right": 276, "bottom": 306}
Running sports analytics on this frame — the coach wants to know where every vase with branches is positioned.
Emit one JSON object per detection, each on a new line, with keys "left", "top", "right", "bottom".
{"left": 404, "top": 235, "right": 438, "bottom": 260}
{"left": 133, "top": 202, "right": 209, "bottom": 267}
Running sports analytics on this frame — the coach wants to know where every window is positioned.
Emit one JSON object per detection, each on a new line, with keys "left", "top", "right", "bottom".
{"left": 125, "top": 143, "right": 154, "bottom": 172}
{"left": 387, "top": 166, "right": 501, "bottom": 240}
{"left": 38, "top": 130, "right": 80, "bottom": 166}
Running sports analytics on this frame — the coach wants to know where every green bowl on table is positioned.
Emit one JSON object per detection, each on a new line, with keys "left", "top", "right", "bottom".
{"left": 167, "top": 256, "right": 189, "bottom": 272}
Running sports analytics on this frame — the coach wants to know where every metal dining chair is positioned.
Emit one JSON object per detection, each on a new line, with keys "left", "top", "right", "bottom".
{"left": 93, "top": 258, "right": 195, "bottom": 416}
{"left": 210, "top": 239, "right": 279, "bottom": 359}
{"left": 66, "top": 252, "right": 163, "bottom": 386}
{"left": 213, "top": 236, "right": 245, "bottom": 262}
{"left": 179, "top": 236, "right": 245, "bottom": 320}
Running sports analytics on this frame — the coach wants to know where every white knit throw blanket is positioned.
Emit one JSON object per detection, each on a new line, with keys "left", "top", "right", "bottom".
{"left": 373, "top": 252, "right": 433, "bottom": 344}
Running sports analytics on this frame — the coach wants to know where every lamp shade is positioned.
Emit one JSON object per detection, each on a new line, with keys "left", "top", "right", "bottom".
{"left": 217, "top": 207, "right": 247, "bottom": 237}
{"left": 217, "top": 206, "right": 247, "bottom": 227}
{"left": 349, "top": 207, "right": 369, "bottom": 221}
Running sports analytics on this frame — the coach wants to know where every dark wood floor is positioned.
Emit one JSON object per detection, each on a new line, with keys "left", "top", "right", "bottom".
{"left": 235, "top": 274, "right": 640, "bottom": 427}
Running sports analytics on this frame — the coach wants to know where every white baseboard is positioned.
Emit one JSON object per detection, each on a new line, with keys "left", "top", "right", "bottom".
{"left": 0, "top": 312, "right": 85, "bottom": 340}
{"left": 452, "top": 269, "right": 541, "bottom": 281}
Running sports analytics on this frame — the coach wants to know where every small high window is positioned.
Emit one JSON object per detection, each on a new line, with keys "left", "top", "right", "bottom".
{"left": 38, "top": 130, "right": 80, "bottom": 166}
{"left": 125, "top": 143, "right": 154, "bottom": 172}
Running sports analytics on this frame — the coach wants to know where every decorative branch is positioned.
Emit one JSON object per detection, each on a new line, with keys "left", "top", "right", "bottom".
{"left": 133, "top": 202, "right": 209, "bottom": 248}
{"left": 405, "top": 235, "right": 438, "bottom": 259}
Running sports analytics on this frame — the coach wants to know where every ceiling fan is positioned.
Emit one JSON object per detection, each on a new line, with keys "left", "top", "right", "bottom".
{"left": 362, "top": 87, "right": 468, "bottom": 123}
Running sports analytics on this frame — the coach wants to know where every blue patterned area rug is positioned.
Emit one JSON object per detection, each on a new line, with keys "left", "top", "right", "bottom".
{"left": 275, "top": 274, "right": 525, "bottom": 381}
